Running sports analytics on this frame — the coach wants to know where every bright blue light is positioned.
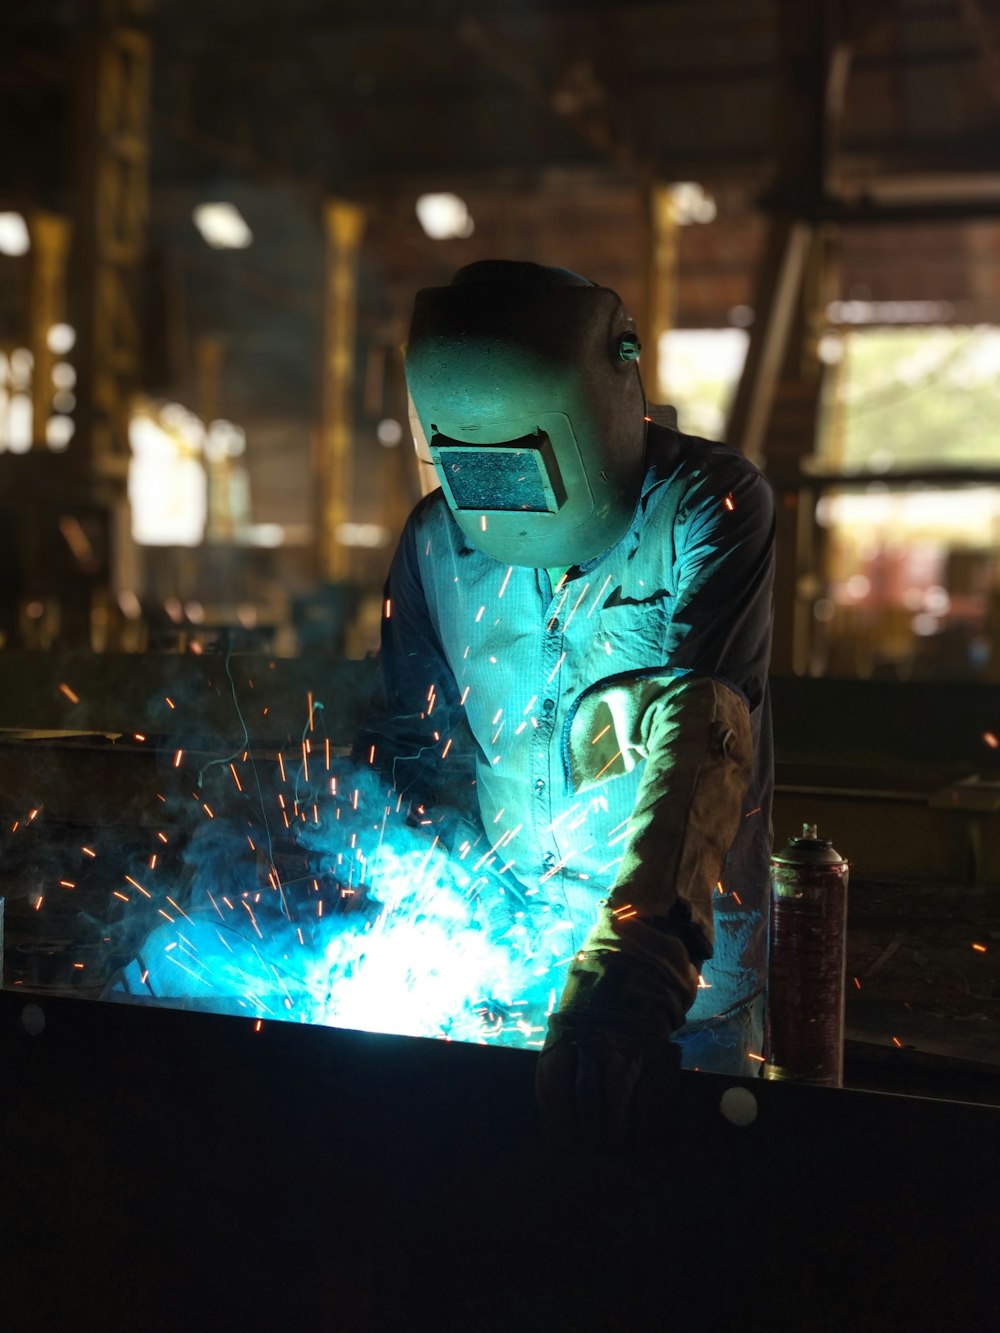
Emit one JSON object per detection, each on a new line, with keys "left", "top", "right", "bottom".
{"left": 110, "top": 798, "right": 573, "bottom": 1049}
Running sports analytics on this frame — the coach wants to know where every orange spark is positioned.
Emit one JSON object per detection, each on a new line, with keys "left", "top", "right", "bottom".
{"left": 307, "top": 690, "right": 314, "bottom": 731}
{"left": 82, "top": 846, "right": 96, "bottom": 858}
{"left": 125, "top": 875, "right": 152, "bottom": 899}
{"left": 384, "top": 598, "right": 392, "bottom": 619}
{"left": 442, "top": 737, "right": 453, "bottom": 758}
{"left": 134, "top": 734, "right": 146, "bottom": 742}
{"left": 591, "top": 723, "right": 612, "bottom": 745}
{"left": 202, "top": 804, "right": 214, "bottom": 819}
{"left": 891, "top": 1036, "right": 902, "bottom": 1048}
{"left": 723, "top": 495, "right": 735, "bottom": 511}
{"left": 278, "top": 752, "right": 286, "bottom": 782}
{"left": 853, "top": 976, "right": 861, "bottom": 989}
{"left": 59, "top": 683, "right": 80, "bottom": 704}
{"left": 972, "top": 943, "right": 988, "bottom": 953}
{"left": 254, "top": 1019, "right": 263, "bottom": 1032}
{"left": 984, "top": 732, "right": 999, "bottom": 749}
{"left": 165, "top": 697, "right": 175, "bottom": 709}
{"left": 60, "top": 880, "right": 75, "bottom": 888}
{"left": 173, "top": 749, "right": 183, "bottom": 768}
{"left": 157, "top": 831, "right": 168, "bottom": 844}
{"left": 230, "top": 762, "right": 243, "bottom": 792}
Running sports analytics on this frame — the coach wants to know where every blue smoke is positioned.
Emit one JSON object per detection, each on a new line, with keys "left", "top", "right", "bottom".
{"left": 108, "top": 764, "right": 574, "bottom": 1049}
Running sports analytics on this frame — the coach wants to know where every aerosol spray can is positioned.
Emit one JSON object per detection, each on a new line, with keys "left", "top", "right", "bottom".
{"left": 764, "top": 824, "right": 849, "bottom": 1087}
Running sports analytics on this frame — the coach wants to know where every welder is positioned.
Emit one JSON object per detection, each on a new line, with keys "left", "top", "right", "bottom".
{"left": 358, "top": 260, "right": 775, "bottom": 1147}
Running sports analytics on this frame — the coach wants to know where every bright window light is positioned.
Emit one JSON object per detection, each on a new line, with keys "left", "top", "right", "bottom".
{"left": 7, "top": 394, "right": 32, "bottom": 451}
{"left": 128, "top": 413, "right": 207, "bottom": 546}
{"left": 656, "top": 328, "right": 749, "bottom": 439}
{"left": 192, "top": 202, "right": 253, "bottom": 250}
{"left": 335, "top": 521, "right": 391, "bottom": 548}
{"left": 821, "top": 326, "right": 1000, "bottom": 470}
{"left": 0, "top": 212, "right": 30, "bottom": 256}
{"left": 248, "top": 523, "right": 285, "bottom": 547}
{"left": 826, "top": 300, "right": 955, "bottom": 325}
{"left": 415, "top": 193, "right": 475, "bottom": 240}
{"left": 205, "top": 419, "right": 246, "bottom": 461}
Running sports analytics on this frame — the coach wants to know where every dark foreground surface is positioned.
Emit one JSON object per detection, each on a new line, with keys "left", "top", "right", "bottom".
{"left": 2, "top": 989, "right": 999, "bottom": 1333}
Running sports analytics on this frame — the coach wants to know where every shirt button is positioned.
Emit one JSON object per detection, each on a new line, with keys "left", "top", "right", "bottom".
{"left": 549, "top": 619, "right": 559, "bottom": 632}
{"left": 543, "top": 851, "right": 556, "bottom": 868}
{"left": 543, "top": 698, "right": 555, "bottom": 713}
{"left": 534, "top": 778, "right": 545, "bottom": 793}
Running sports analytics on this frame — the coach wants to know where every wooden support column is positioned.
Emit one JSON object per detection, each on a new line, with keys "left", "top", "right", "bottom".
{"left": 28, "top": 212, "right": 73, "bottom": 450}
{"left": 727, "top": 0, "right": 856, "bottom": 674}
{"left": 197, "top": 336, "right": 233, "bottom": 543}
{"left": 725, "top": 219, "right": 814, "bottom": 470}
{"left": 67, "top": 0, "right": 151, "bottom": 619}
{"left": 73, "top": 5, "right": 151, "bottom": 486}
{"left": 645, "top": 181, "right": 679, "bottom": 406}
{"left": 319, "top": 199, "right": 365, "bottom": 584}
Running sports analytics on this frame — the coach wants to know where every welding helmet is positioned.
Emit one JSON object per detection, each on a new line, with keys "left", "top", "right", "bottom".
{"left": 405, "top": 259, "right": 647, "bottom": 568}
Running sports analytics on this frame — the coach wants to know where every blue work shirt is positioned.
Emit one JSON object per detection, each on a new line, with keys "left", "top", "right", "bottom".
{"left": 361, "top": 422, "right": 775, "bottom": 1029}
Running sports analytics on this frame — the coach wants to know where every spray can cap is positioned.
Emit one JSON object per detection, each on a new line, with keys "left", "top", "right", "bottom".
{"left": 771, "top": 822, "right": 847, "bottom": 867}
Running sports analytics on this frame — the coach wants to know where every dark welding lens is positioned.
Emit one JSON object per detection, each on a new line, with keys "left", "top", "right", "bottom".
{"left": 430, "top": 432, "right": 567, "bottom": 513}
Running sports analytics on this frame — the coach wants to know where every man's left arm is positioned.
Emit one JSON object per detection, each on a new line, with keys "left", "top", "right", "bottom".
{"left": 538, "top": 459, "right": 775, "bottom": 1145}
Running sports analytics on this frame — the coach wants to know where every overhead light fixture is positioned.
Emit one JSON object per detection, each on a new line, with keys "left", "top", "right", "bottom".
{"left": 376, "top": 418, "right": 403, "bottom": 447}
{"left": 47, "top": 323, "right": 76, "bottom": 355}
{"left": 670, "top": 182, "right": 717, "bottom": 225}
{"left": 192, "top": 202, "right": 253, "bottom": 249}
{"left": 0, "top": 213, "right": 30, "bottom": 256}
{"left": 415, "top": 193, "right": 475, "bottom": 240}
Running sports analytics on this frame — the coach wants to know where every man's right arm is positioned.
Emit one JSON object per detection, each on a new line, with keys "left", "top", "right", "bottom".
{"left": 353, "top": 503, "right": 478, "bottom": 814}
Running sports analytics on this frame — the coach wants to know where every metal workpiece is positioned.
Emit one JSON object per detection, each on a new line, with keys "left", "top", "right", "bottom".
{"left": 1, "top": 989, "right": 998, "bottom": 1331}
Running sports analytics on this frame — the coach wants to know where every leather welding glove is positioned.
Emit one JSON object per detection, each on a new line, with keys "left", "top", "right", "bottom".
{"left": 537, "top": 674, "right": 752, "bottom": 1150}
{"left": 536, "top": 904, "right": 695, "bottom": 1150}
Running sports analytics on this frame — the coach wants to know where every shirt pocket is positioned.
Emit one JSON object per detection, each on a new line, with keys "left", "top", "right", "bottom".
{"left": 592, "top": 586, "right": 672, "bottom": 672}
